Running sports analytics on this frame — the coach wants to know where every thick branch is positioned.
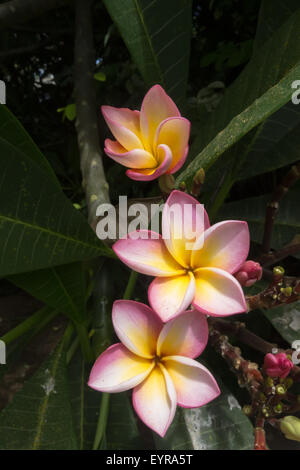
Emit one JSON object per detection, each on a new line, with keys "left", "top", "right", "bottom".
{"left": 0, "top": 0, "right": 68, "bottom": 28}
{"left": 208, "top": 318, "right": 276, "bottom": 355}
{"left": 246, "top": 273, "right": 300, "bottom": 311}
{"left": 257, "top": 243, "right": 300, "bottom": 267}
{"left": 74, "top": 0, "right": 110, "bottom": 230}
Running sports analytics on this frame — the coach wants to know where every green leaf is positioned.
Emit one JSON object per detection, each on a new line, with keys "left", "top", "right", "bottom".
{"left": 0, "top": 137, "right": 113, "bottom": 277}
{"left": 0, "top": 335, "right": 77, "bottom": 450}
{"left": 177, "top": 8, "right": 300, "bottom": 187}
{"left": 154, "top": 374, "right": 254, "bottom": 450}
{"left": 8, "top": 263, "right": 87, "bottom": 323}
{"left": 253, "top": 0, "right": 300, "bottom": 53}
{"left": 219, "top": 189, "right": 300, "bottom": 251}
{"left": 94, "top": 72, "right": 106, "bottom": 82}
{"left": 102, "top": 0, "right": 192, "bottom": 106}
{"left": 68, "top": 351, "right": 101, "bottom": 450}
{"left": 0, "top": 105, "right": 58, "bottom": 185}
{"left": 0, "top": 107, "right": 93, "bottom": 320}
{"left": 263, "top": 302, "right": 300, "bottom": 346}
{"left": 106, "top": 392, "right": 144, "bottom": 450}
{"left": 65, "top": 103, "right": 77, "bottom": 121}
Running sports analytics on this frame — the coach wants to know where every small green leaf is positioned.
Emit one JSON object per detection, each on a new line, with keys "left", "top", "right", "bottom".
{"left": 94, "top": 72, "right": 106, "bottom": 82}
{"left": 64, "top": 104, "right": 77, "bottom": 121}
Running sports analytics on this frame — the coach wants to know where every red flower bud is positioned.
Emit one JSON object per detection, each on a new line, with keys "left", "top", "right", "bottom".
{"left": 234, "top": 260, "right": 262, "bottom": 287}
{"left": 263, "top": 352, "right": 293, "bottom": 379}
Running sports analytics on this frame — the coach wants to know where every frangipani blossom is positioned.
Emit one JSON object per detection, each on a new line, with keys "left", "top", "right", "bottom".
{"left": 113, "top": 190, "right": 250, "bottom": 322}
{"left": 102, "top": 85, "right": 190, "bottom": 181}
{"left": 88, "top": 300, "right": 219, "bottom": 437}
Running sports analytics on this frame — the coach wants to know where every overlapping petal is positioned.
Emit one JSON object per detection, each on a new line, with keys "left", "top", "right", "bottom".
{"left": 157, "top": 309, "right": 208, "bottom": 359}
{"left": 104, "top": 139, "right": 157, "bottom": 169}
{"left": 88, "top": 343, "right": 154, "bottom": 393}
{"left": 162, "top": 190, "right": 210, "bottom": 268}
{"left": 113, "top": 231, "right": 184, "bottom": 277}
{"left": 102, "top": 106, "right": 142, "bottom": 151}
{"left": 126, "top": 144, "right": 172, "bottom": 181}
{"left": 112, "top": 300, "right": 163, "bottom": 359}
{"left": 163, "top": 356, "right": 220, "bottom": 408}
{"left": 155, "top": 117, "right": 190, "bottom": 174}
{"left": 149, "top": 272, "right": 195, "bottom": 322}
{"left": 193, "top": 267, "right": 247, "bottom": 316}
{"left": 192, "top": 220, "right": 249, "bottom": 273}
{"left": 140, "top": 85, "right": 180, "bottom": 148}
{"left": 132, "top": 364, "right": 177, "bottom": 437}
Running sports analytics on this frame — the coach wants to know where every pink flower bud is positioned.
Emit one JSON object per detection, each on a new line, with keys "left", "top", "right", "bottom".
{"left": 234, "top": 260, "right": 262, "bottom": 287}
{"left": 263, "top": 352, "right": 293, "bottom": 379}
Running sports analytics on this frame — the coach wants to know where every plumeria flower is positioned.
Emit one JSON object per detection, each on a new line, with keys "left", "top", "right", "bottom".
{"left": 101, "top": 85, "right": 190, "bottom": 181}
{"left": 113, "top": 190, "right": 250, "bottom": 322}
{"left": 88, "top": 300, "right": 220, "bottom": 437}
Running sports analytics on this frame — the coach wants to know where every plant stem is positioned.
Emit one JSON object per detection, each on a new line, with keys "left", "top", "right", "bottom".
{"left": 123, "top": 270, "right": 138, "bottom": 300}
{"left": 0, "top": 306, "right": 57, "bottom": 345}
{"left": 92, "top": 269, "right": 138, "bottom": 450}
{"left": 92, "top": 392, "right": 110, "bottom": 450}
{"left": 75, "top": 322, "right": 94, "bottom": 363}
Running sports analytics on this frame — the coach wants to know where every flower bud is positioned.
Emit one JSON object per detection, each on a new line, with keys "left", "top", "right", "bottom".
{"left": 263, "top": 352, "right": 293, "bottom": 379}
{"left": 280, "top": 416, "right": 300, "bottom": 442}
{"left": 234, "top": 261, "right": 262, "bottom": 287}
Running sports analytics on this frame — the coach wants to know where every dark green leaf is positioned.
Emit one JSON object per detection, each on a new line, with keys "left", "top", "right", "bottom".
{"left": 0, "top": 105, "right": 58, "bottom": 185}
{"left": 106, "top": 392, "right": 144, "bottom": 450}
{"left": 102, "top": 0, "right": 192, "bottom": 106}
{"left": 0, "top": 336, "right": 77, "bottom": 450}
{"left": 219, "top": 189, "right": 300, "bottom": 251}
{"left": 263, "top": 302, "right": 300, "bottom": 346}
{"left": 9, "top": 263, "right": 87, "bottom": 323}
{"left": 0, "top": 138, "right": 113, "bottom": 277}
{"left": 155, "top": 374, "right": 254, "bottom": 450}
{"left": 68, "top": 351, "right": 101, "bottom": 450}
{"left": 177, "top": 8, "right": 300, "bottom": 187}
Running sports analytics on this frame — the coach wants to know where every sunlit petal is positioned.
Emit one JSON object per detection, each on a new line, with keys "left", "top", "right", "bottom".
{"left": 193, "top": 267, "right": 247, "bottom": 316}
{"left": 102, "top": 106, "right": 143, "bottom": 151}
{"left": 132, "top": 364, "right": 177, "bottom": 437}
{"left": 192, "top": 220, "right": 250, "bottom": 272}
{"left": 163, "top": 356, "right": 220, "bottom": 407}
{"left": 140, "top": 85, "right": 180, "bottom": 148}
{"left": 104, "top": 139, "right": 157, "bottom": 169}
{"left": 155, "top": 117, "right": 190, "bottom": 174}
{"left": 112, "top": 300, "right": 163, "bottom": 359}
{"left": 126, "top": 143, "right": 172, "bottom": 181}
{"left": 162, "top": 190, "right": 210, "bottom": 268}
{"left": 157, "top": 309, "right": 208, "bottom": 358}
{"left": 113, "top": 231, "right": 185, "bottom": 277}
{"left": 149, "top": 272, "right": 195, "bottom": 322}
{"left": 88, "top": 343, "right": 154, "bottom": 393}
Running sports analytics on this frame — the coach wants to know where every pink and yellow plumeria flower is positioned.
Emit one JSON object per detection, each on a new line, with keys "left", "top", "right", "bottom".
{"left": 101, "top": 85, "right": 190, "bottom": 181}
{"left": 113, "top": 190, "right": 250, "bottom": 322}
{"left": 88, "top": 300, "right": 220, "bottom": 437}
